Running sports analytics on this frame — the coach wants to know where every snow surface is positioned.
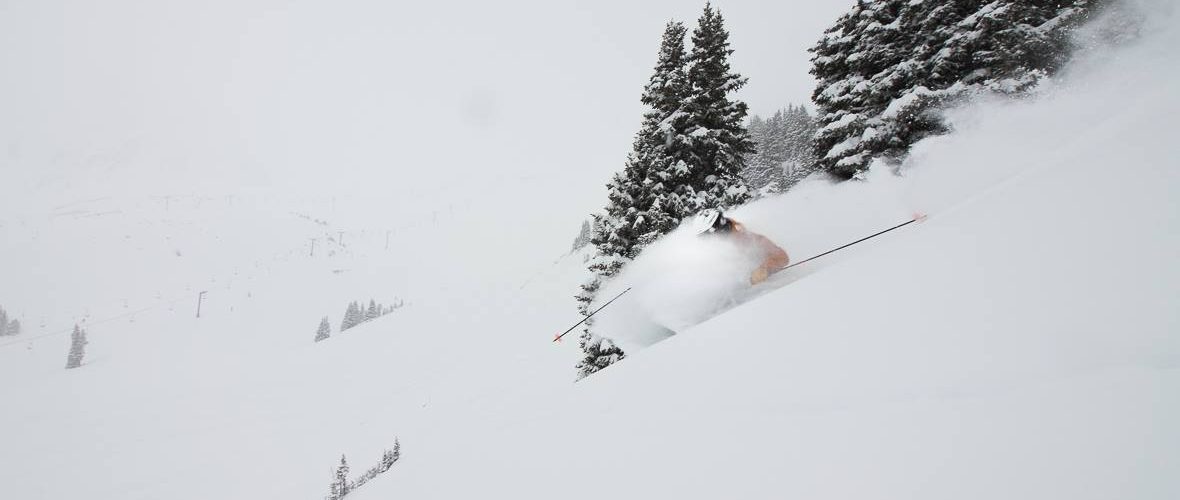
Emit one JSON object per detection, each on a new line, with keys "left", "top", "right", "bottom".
{"left": 1, "top": 1, "right": 1178, "bottom": 499}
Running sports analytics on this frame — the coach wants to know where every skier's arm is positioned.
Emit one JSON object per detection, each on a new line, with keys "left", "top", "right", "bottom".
{"left": 750, "top": 235, "right": 789, "bottom": 284}
{"left": 762, "top": 237, "right": 789, "bottom": 270}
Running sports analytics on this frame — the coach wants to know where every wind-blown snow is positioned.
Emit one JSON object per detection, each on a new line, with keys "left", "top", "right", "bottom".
{"left": 592, "top": 166, "right": 913, "bottom": 352}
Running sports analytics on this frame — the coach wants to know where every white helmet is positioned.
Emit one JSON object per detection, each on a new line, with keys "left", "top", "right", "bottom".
{"left": 693, "top": 209, "right": 731, "bottom": 235}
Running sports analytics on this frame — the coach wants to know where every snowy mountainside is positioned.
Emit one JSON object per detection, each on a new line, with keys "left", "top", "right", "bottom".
{"left": 364, "top": 3, "right": 1180, "bottom": 498}
{"left": 0, "top": 189, "right": 594, "bottom": 498}
{"left": 0, "top": 1, "right": 1177, "bottom": 499}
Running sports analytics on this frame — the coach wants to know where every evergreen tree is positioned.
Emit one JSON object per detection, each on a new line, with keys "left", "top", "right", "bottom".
{"left": 341, "top": 301, "right": 361, "bottom": 332}
{"left": 683, "top": 2, "right": 754, "bottom": 208}
{"left": 575, "top": 23, "right": 682, "bottom": 376}
{"left": 6, "top": 319, "right": 19, "bottom": 337}
{"left": 380, "top": 438, "right": 400, "bottom": 471}
{"left": 575, "top": 332, "right": 625, "bottom": 380}
{"left": 571, "top": 220, "right": 593, "bottom": 252}
{"left": 65, "top": 325, "right": 87, "bottom": 369}
{"left": 810, "top": 0, "right": 910, "bottom": 178}
{"left": 576, "top": 6, "right": 756, "bottom": 379}
{"left": 339, "top": 300, "right": 365, "bottom": 332}
{"left": 315, "top": 316, "right": 331, "bottom": 342}
{"left": 340, "top": 303, "right": 352, "bottom": 332}
{"left": 810, "top": 0, "right": 1099, "bottom": 178}
{"left": 365, "top": 300, "right": 378, "bottom": 322}
{"left": 574, "top": 20, "right": 696, "bottom": 377}
{"left": 585, "top": 19, "right": 694, "bottom": 271}
{"left": 330, "top": 455, "right": 350, "bottom": 500}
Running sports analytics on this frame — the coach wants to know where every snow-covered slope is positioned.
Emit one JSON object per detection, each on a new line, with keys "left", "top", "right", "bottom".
{"left": 0, "top": 192, "right": 594, "bottom": 498}
{"left": 1, "top": 1, "right": 1177, "bottom": 499}
{"left": 365, "top": 4, "right": 1179, "bottom": 498}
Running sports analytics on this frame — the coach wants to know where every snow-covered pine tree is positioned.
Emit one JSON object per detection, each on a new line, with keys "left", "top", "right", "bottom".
{"left": 809, "top": 0, "right": 910, "bottom": 178}
{"left": 588, "top": 19, "right": 695, "bottom": 266}
{"left": 810, "top": 0, "right": 1099, "bottom": 179}
{"left": 381, "top": 438, "right": 400, "bottom": 470}
{"left": 340, "top": 303, "right": 352, "bottom": 332}
{"left": 683, "top": 2, "right": 754, "bottom": 208}
{"left": 575, "top": 20, "right": 695, "bottom": 378}
{"left": 330, "top": 455, "right": 350, "bottom": 500}
{"left": 65, "top": 324, "right": 87, "bottom": 369}
{"left": 379, "top": 449, "right": 395, "bottom": 472}
{"left": 575, "top": 331, "right": 625, "bottom": 380}
{"left": 570, "top": 220, "right": 593, "bottom": 252}
{"left": 576, "top": 7, "right": 757, "bottom": 378}
{"left": 340, "top": 301, "right": 360, "bottom": 332}
{"left": 365, "top": 299, "right": 378, "bottom": 322}
{"left": 6, "top": 319, "right": 19, "bottom": 336}
{"left": 315, "top": 316, "right": 331, "bottom": 342}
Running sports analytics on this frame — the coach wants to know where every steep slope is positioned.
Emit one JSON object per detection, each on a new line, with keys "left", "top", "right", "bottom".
{"left": 356, "top": 4, "right": 1180, "bottom": 498}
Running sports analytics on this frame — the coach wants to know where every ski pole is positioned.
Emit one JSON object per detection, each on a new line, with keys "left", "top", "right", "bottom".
{"left": 783, "top": 214, "right": 926, "bottom": 271}
{"left": 553, "top": 287, "right": 632, "bottom": 342}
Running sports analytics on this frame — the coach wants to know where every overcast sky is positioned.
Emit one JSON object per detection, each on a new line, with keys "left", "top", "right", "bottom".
{"left": 0, "top": 0, "right": 848, "bottom": 211}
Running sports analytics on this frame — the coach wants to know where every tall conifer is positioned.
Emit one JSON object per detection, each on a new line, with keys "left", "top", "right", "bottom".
{"left": 683, "top": 2, "right": 754, "bottom": 208}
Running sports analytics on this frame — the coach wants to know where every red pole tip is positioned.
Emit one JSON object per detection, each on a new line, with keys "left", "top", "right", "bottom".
{"left": 913, "top": 212, "right": 928, "bottom": 222}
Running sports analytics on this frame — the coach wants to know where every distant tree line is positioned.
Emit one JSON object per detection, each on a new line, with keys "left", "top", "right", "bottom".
{"left": 340, "top": 298, "right": 404, "bottom": 332}
{"left": 327, "top": 439, "right": 401, "bottom": 500}
{"left": 315, "top": 298, "right": 406, "bottom": 343}
{"left": 743, "top": 104, "right": 817, "bottom": 194}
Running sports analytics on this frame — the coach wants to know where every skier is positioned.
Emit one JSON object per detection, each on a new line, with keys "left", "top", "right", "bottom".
{"left": 696, "top": 209, "right": 789, "bottom": 284}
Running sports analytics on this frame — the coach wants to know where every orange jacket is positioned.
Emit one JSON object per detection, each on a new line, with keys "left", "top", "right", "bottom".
{"left": 730, "top": 221, "right": 789, "bottom": 284}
